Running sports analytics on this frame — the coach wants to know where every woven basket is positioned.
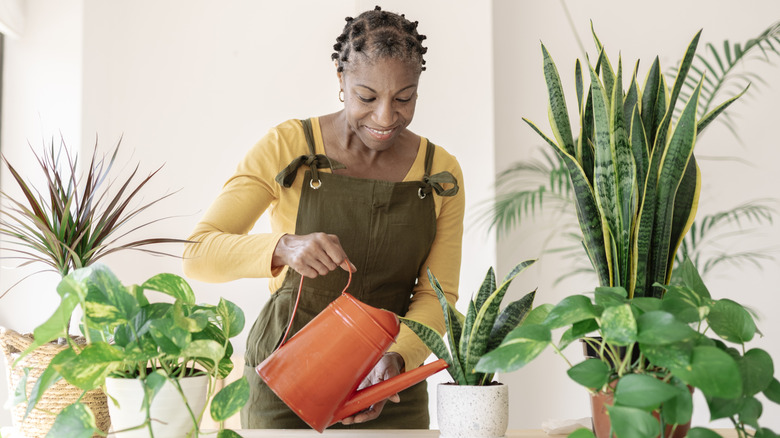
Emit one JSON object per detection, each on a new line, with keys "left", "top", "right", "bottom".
{"left": 0, "top": 327, "right": 111, "bottom": 438}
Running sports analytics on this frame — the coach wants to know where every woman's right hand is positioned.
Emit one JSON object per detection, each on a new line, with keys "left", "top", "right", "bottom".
{"left": 272, "top": 233, "right": 356, "bottom": 278}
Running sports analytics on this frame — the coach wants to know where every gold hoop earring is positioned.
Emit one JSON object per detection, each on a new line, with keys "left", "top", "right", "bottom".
{"left": 339, "top": 90, "right": 345, "bottom": 102}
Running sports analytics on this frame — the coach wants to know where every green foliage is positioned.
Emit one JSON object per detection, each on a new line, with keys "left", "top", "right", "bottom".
{"left": 400, "top": 260, "right": 537, "bottom": 385}
{"left": 0, "top": 138, "right": 188, "bottom": 331}
{"left": 523, "top": 27, "right": 748, "bottom": 299}
{"left": 13, "top": 264, "right": 248, "bottom": 437}
{"left": 488, "top": 23, "right": 780, "bottom": 289}
{"left": 478, "top": 257, "right": 780, "bottom": 437}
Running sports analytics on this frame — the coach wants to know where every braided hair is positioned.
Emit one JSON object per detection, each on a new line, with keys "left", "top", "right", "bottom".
{"left": 331, "top": 6, "right": 428, "bottom": 74}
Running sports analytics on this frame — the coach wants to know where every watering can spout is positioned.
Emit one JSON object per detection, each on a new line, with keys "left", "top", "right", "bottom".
{"left": 331, "top": 358, "right": 448, "bottom": 427}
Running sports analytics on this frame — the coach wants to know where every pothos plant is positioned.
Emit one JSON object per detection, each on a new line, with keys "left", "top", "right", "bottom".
{"left": 13, "top": 264, "right": 249, "bottom": 438}
{"left": 477, "top": 257, "right": 780, "bottom": 438}
{"left": 400, "top": 260, "right": 537, "bottom": 386}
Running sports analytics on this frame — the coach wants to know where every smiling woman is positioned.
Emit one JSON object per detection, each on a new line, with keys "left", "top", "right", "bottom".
{"left": 181, "top": 5, "right": 465, "bottom": 432}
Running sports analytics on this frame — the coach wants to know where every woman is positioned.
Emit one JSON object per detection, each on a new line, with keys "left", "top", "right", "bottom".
{"left": 183, "top": 6, "right": 464, "bottom": 429}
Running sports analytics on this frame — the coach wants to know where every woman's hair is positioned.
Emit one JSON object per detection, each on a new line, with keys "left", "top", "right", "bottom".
{"left": 331, "top": 6, "right": 428, "bottom": 73}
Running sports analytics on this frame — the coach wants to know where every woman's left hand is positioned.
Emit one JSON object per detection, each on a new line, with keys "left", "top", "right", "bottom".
{"left": 340, "top": 352, "right": 405, "bottom": 425}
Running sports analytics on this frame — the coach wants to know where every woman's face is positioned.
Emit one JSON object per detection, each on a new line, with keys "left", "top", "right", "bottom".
{"left": 338, "top": 56, "right": 420, "bottom": 152}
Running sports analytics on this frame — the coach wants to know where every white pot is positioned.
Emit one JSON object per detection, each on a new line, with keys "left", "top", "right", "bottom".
{"left": 105, "top": 374, "right": 209, "bottom": 438}
{"left": 437, "top": 383, "right": 508, "bottom": 438}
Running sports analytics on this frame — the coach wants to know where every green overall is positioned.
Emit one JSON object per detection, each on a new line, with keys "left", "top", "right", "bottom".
{"left": 241, "top": 119, "right": 458, "bottom": 430}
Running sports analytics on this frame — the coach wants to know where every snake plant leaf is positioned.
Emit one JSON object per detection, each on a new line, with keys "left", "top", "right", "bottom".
{"left": 590, "top": 25, "right": 615, "bottom": 104}
{"left": 590, "top": 64, "right": 620, "bottom": 255}
{"left": 45, "top": 402, "right": 98, "bottom": 438}
{"left": 641, "top": 57, "right": 663, "bottom": 148}
{"left": 567, "top": 358, "right": 611, "bottom": 390}
{"left": 427, "top": 269, "right": 465, "bottom": 377}
{"left": 475, "top": 324, "right": 551, "bottom": 374}
{"left": 607, "top": 405, "right": 660, "bottom": 438}
{"left": 458, "top": 299, "right": 477, "bottom": 380}
{"left": 473, "top": 266, "right": 496, "bottom": 313}
{"left": 211, "top": 377, "right": 250, "bottom": 422}
{"left": 670, "top": 345, "right": 742, "bottom": 398}
{"left": 623, "top": 62, "right": 640, "bottom": 130}
{"left": 399, "top": 317, "right": 465, "bottom": 385}
{"left": 487, "top": 290, "right": 537, "bottom": 351}
{"left": 614, "top": 374, "right": 679, "bottom": 410}
{"left": 655, "top": 30, "right": 702, "bottom": 152}
{"left": 648, "top": 80, "right": 702, "bottom": 297}
{"left": 611, "top": 57, "right": 638, "bottom": 289}
{"left": 632, "top": 107, "right": 649, "bottom": 182}
{"left": 575, "top": 59, "right": 584, "bottom": 112}
{"left": 737, "top": 348, "right": 775, "bottom": 397}
{"left": 707, "top": 298, "right": 756, "bottom": 344}
{"left": 665, "top": 158, "right": 700, "bottom": 284}
{"left": 524, "top": 118, "right": 610, "bottom": 286}
{"left": 464, "top": 260, "right": 536, "bottom": 383}
{"left": 579, "top": 89, "right": 596, "bottom": 185}
{"left": 541, "top": 43, "right": 576, "bottom": 157}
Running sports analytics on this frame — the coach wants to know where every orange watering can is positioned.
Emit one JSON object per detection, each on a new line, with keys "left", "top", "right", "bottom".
{"left": 256, "top": 291, "right": 448, "bottom": 432}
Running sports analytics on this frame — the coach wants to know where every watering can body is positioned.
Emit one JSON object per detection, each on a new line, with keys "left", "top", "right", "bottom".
{"left": 255, "top": 292, "right": 448, "bottom": 432}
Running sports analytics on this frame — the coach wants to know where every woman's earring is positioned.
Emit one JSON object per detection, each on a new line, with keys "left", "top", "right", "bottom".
{"left": 339, "top": 90, "right": 345, "bottom": 102}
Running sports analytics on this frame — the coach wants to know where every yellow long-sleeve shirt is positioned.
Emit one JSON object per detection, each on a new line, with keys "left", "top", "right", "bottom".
{"left": 182, "top": 118, "right": 464, "bottom": 369}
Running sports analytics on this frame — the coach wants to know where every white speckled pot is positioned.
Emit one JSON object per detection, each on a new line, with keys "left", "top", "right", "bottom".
{"left": 437, "top": 383, "right": 508, "bottom": 438}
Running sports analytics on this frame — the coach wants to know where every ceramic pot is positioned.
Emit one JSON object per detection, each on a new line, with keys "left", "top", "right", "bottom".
{"left": 437, "top": 383, "right": 508, "bottom": 438}
{"left": 105, "top": 374, "right": 208, "bottom": 438}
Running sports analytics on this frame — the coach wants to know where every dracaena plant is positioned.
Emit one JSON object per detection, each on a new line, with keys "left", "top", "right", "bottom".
{"left": 400, "top": 260, "right": 537, "bottom": 386}
{"left": 477, "top": 257, "right": 780, "bottom": 438}
{"left": 13, "top": 264, "right": 249, "bottom": 438}
{"left": 519, "top": 28, "right": 746, "bottom": 298}
{"left": 0, "top": 138, "right": 188, "bottom": 332}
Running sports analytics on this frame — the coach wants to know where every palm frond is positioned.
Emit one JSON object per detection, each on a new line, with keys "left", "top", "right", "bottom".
{"left": 477, "top": 146, "right": 575, "bottom": 236}
{"left": 668, "top": 20, "right": 780, "bottom": 135}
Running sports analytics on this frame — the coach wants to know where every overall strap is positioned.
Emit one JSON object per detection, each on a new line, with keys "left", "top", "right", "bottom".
{"left": 274, "top": 119, "right": 345, "bottom": 188}
{"left": 421, "top": 140, "right": 459, "bottom": 197}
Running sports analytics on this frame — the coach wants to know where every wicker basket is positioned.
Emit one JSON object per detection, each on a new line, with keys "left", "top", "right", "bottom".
{"left": 0, "top": 327, "right": 111, "bottom": 437}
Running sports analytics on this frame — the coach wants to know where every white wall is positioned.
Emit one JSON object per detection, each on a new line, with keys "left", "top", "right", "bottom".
{"left": 0, "top": 0, "right": 83, "bottom": 428}
{"left": 3, "top": 0, "right": 780, "bottom": 433}
{"left": 494, "top": 0, "right": 780, "bottom": 430}
{"left": 0, "top": 0, "right": 495, "bottom": 429}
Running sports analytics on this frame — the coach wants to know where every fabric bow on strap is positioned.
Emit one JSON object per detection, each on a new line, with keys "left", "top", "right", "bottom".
{"left": 421, "top": 171, "right": 459, "bottom": 197}
{"left": 275, "top": 154, "right": 346, "bottom": 188}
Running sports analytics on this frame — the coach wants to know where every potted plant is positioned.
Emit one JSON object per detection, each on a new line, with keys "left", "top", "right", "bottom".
{"left": 400, "top": 260, "right": 538, "bottom": 438}
{"left": 13, "top": 264, "right": 249, "bottom": 438}
{"left": 0, "top": 138, "right": 188, "bottom": 436}
{"left": 478, "top": 257, "right": 780, "bottom": 438}
{"left": 473, "top": 26, "right": 774, "bottom": 438}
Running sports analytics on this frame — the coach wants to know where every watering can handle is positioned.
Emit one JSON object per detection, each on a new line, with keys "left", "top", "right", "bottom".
{"left": 331, "top": 358, "right": 448, "bottom": 425}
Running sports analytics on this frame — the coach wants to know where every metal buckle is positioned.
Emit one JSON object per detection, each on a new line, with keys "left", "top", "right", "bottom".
{"left": 418, "top": 187, "right": 426, "bottom": 199}
{"left": 310, "top": 179, "right": 322, "bottom": 190}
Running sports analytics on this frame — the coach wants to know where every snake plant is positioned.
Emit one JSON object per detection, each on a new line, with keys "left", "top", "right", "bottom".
{"left": 400, "top": 260, "right": 537, "bottom": 386}
{"left": 523, "top": 27, "right": 745, "bottom": 299}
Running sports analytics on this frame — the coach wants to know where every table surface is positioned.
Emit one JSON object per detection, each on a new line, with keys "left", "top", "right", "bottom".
{"left": 1, "top": 427, "right": 742, "bottom": 438}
